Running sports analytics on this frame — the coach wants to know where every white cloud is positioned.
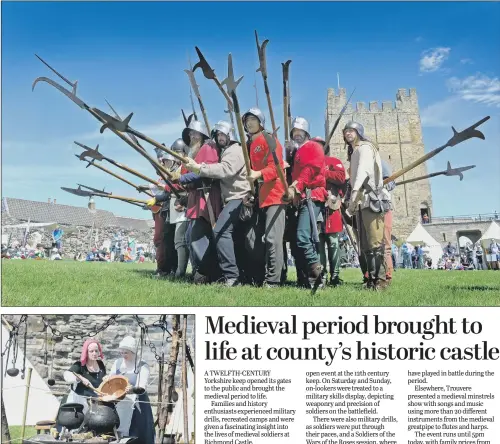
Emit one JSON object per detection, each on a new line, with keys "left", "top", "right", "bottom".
{"left": 446, "top": 73, "right": 500, "bottom": 107}
{"left": 419, "top": 47, "right": 451, "bottom": 73}
{"left": 460, "top": 58, "right": 473, "bottom": 65}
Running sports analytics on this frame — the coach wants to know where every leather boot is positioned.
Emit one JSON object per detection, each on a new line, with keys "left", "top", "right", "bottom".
{"left": 308, "top": 263, "right": 323, "bottom": 289}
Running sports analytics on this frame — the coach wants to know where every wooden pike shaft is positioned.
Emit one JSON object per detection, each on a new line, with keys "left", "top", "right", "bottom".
{"left": 263, "top": 78, "right": 277, "bottom": 134}
{"left": 383, "top": 145, "right": 447, "bottom": 185}
{"left": 182, "top": 316, "right": 189, "bottom": 444}
{"left": 130, "top": 130, "right": 189, "bottom": 164}
{"left": 21, "top": 367, "right": 33, "bottom": 441}
{"left": 98, "top": 194, "right": 149, "bottom": 204}
{"left": 232, "top": 95, "right": 255, "bottom": 195}
{"left": 197, "top": 96, "right": 211, "bottom": 135}
{"left": 282, "top": 67, "right": 289, "bottom": 142}
{"left": 89, "top": 161, "right": 155, "bottom": 196}
{"left": 87, "top": 108, "right": 173, "bottom": 180}
{"left": 395, "top": 171, "right": 444, "bottom": 186}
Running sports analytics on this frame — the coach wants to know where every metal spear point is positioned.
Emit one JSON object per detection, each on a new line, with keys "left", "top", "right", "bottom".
{"left": 193, "top": 47, "right": 235, "bottom": 113}
{"left": 184, "top": 68, "right": 211, "bottom": 133}
{"left": 105, "top": 98, "right": 146, "bottom": 151}
{"left": 444, "top": 161, "right": 476, "bottom": 180}
{"left": 384, "top": 116, "right": 490, "bottom": 185}
{"left": 77, "top": 183, "right": 111, "bottom": 195}
{"left": 395, "top": 161, "right": 476, "bottom": 186}
{"left": 255, "top": 30, "right": 277, "bottom": 133}
{"left": 220, "top": 53, "right": 254, "bottom": 195}
{"left": 76, "top": 142, "right": 104, "bottom": 162}
{"left": 93, "top": 106, "right": 189, "bottom": 164}
{"left": 61, "top": 185, "right": 149, "bottom": 205}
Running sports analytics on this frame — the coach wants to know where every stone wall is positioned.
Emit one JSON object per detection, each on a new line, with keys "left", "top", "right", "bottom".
{"left": 424, "top": 220, "right": 493, "bottom": 246}
{"left": 2, "top": 222, "right": 155, "bottom": 257}
{"left": 2, "top": 315, "right": 195, "bottom": 416}
{"left": 326, "top": 88, "right": 433, "bottom": 240}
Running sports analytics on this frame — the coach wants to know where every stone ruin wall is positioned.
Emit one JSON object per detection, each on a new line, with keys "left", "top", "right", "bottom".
{"left": 326, "top": 88, "right": 433, "bottom": 240}
{"left": 2, "top": 222, "right": 155, "bottom": 258}
{"left": 2, "top": 314, "right": 195, "bottom": 417}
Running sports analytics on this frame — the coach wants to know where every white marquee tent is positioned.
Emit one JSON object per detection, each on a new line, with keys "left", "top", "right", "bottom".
{"left": 406, "top": 222, "right": 443, "bottom": 268}
{"left": 2, "top": 324, "right": 60, "bottom": 426}
{"left": 480, "top": 221, "right": 500, "bottom": 244}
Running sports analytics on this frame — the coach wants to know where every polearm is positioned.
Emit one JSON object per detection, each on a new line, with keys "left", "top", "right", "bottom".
{"left": 193, "top": 46, "right": 235, "bottom": 125}
{"left": 62, "top": 186, "right": 149, "bottom": 205}
{"left": 92, "top": 108, "right": 191, "bottom": 166}
{"left": 395, "top": 162, "right": 476, "bottom": 186}
{"left": 324, "top": 88, "right": 356, "bottom": 155}
{"left": 383, "top": 116, "right": 489, "bottom": 185}
{"left": 75, "top": 155, "right": 155, "bottom": 197}
{"left": 282, "top": 60, "right": 292, "bottom": 142}
{"left": 255, "top": 30, "right": 277, "bottom": 134}
{"left": 32, "top": 55, "right": 173, "bottom": 183}
{"left": 75, "top": 141, "right": 160, "bottom": 185}
{"left": 184, "top": 68, "right": 211, "bottom": 134}
{"left": 220, "top": 53, "right": 254, "bottom": 195}
{"left": 187, "top": 54, "right": 199, "bottom": 122}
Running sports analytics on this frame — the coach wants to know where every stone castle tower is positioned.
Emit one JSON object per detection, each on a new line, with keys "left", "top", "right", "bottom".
{"left": 325, "top": 88, "right": 433, "bottom": 239}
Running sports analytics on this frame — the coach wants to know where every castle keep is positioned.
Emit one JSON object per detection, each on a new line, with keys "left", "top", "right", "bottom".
{"left": 326, "top": 88, "right": 433, "bottom": 239}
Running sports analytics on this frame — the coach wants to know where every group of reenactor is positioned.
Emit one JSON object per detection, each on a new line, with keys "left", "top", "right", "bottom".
{"left": 145, "top": 109, "right": 396, "bottom": 291}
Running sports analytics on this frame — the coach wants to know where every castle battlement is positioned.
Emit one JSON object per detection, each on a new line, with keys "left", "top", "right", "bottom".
{"left": 327, "top": 88, "right": 419, "bottom": 113}
{"left": 325, "top": 86, "right": 431, "bottom": 240}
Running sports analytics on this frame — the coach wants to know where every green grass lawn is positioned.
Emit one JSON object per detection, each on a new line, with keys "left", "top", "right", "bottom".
{"left": 2, "top": 260, "right": 499, "bottom": 306}
{"left": 3, "top": 425, "right": 37, "bottom": 442}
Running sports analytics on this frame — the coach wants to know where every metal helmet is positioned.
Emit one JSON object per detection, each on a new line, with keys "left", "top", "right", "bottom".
{"left": 343, "top": 121, "right": 366, "bottom": 140}
{"left": 211, "top": 120, "right": 238, "bottom": 144}
{"left": 181, "top": 119, "right": 209, "bottom": 145}
{"left": 242, "top": 108, "right": 265, "bottom": 131}
{"left": 171, "top": 138, "right": 189, "bottom": 155}
{"left": 290, "top": 117, "right": 310, "bottom": 139}
{"left": 311, "top": 136, "right": 326, "bottom": 146}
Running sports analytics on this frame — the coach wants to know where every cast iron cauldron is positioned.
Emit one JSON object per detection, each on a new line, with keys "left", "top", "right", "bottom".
{"left": 85, "top": 401, "right": 120, "bottom": 435}
{"left": 56, "top": 403, "right": 85, "bottom": 430}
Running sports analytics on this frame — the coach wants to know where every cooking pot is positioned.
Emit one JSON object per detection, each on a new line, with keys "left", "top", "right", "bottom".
{"left": 85, "top": 400, "right": 120, "bottom": 434}
{"left": 56, "top": 403, "right": 85, "bottom": 430}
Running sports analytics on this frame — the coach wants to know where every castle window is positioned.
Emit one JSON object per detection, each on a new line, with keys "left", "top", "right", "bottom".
{"left": 389, "top": 155, "right": 391, "bottom": 160}
{"left": 442, "top": 233, "right": 447, "bottom": 242}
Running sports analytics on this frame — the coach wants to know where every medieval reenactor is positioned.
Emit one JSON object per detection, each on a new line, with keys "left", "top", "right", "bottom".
{"left": 381, "top": 159, "right": 396, "bottom": 284}
{"left": 184, "top": 120, "right": 252, "bottom": 287}
{"left": 178, "top": 119, "right": 222, "bottom": 284}
{"left": 146, "top": 147, "right": 179, "bottom": 278}
{"left": 243, "top": 107, "right": 287, "bottom": 288}
{"left": 344, "top": 121, "right": 391, "bottom": 290}
{"left": 286, "top": 118, "right": 327, "bottom": 289}
{"left": 146, "top": 139, "right": 191, "bottom": 279}
{"left": 312, "top": 136, "right": 346, "bottom": 287}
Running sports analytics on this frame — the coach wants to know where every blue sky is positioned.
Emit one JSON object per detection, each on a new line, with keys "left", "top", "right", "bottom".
{"left": 2, "top": 1, "right": 499, "bottom": 219}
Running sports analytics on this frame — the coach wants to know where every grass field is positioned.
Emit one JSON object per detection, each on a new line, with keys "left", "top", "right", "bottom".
{"left": 3, "top": 425, "right": 36, "bottom": 442}
{"left": 2, "top": 260, "right": 499, "bottom": 307}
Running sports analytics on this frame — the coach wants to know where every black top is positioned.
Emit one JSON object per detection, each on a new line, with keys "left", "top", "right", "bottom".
{"left": 68, "top": 360, "right": 106, "bottom": 397}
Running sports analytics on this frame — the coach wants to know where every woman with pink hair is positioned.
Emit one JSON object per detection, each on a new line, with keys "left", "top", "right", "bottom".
{"left": 63, "top": 338, "right": 106, "bottom": 414}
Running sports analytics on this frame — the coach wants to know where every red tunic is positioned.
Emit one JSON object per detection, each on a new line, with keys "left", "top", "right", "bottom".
{"left": 183, "top": 143, "right": 222, "bottom": 222}
{"left": 290, "top": 140, "right": 327, "bottom": 202}
{"left": 248, "top": 133, "right": 286, "bottom": 208}
{"left": 324, "top": 156, "right": 346, "bottom": 234}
